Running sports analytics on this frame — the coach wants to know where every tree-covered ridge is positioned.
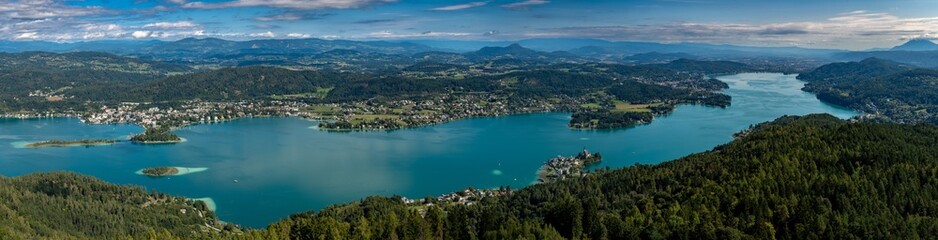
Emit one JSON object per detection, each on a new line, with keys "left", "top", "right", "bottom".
{"left": 0, "top": 51, "right": 192, "bottom": 114}
{"left": 0, "top": 55, "right": 740, "bottom": 130}
{"left": 0, "top": 172, "right": 238, "bottom": 240}
{"left": 5, "top": 60, "right": 733, "bottom": 104}
{"left": 798, "top": 57, "right": 938, "bottom": 124}
{"left": 649, "top": 58, "right": 753, "bottom": 75}
{"left": 240, "top": 114, "right": 938, "bottom": 239}
{"left": 0, "top": 51, "right": 191, "bottom": 74}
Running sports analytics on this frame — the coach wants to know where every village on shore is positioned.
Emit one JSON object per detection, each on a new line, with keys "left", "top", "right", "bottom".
{"left": 399, "top": 148, "right": 603, "bottom": 210}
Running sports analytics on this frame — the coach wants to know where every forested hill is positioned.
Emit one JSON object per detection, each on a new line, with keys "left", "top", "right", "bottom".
{"left": 0, "top": 51, "right": 193, "bottom": 112}
{"left": 0, "top": 51, "right": 191, "bottom": 74}
{"left": 649, "top": 58, "right": 753, "bottom": 75}
{"left": 0, "top": 172, "right": 239, "bottom": 239}
{"left": 240, "top": 114, "right": 938, "bottom": 239}
{"left": 798, "top": 58, "right": 938, "bottom": 124}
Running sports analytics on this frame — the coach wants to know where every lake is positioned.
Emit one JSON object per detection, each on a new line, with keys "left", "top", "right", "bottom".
{"left": 0, "top": 73, "right": 857, "bottom": 227}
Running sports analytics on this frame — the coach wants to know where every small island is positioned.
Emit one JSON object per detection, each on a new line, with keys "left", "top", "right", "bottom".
{"left": 25, "top": 139, "right": 119, "bottom": 148}
{"left": 131, "top": 127, "right": 183, "bottom": 144}
{"left": 140, "top": 167, "right": 180, "bottom": 177}
{"left": 538, "top": 148, "right": 602, "bottom": 184}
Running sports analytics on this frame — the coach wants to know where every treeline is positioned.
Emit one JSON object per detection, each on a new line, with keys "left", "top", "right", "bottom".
{"left": 131, "top": 127, "right": 182, "bottom": 143}
{"left": 234, "top": 114, "right": 938, "bottom": 239}
{"left": 0, "top": 172, "right": 237, "bottom": 239}
{"left": 650, "top": 58, "right": 753, "bottom": 75}
{"left": 607, "top": 81, "right": 731, "bottom": 107}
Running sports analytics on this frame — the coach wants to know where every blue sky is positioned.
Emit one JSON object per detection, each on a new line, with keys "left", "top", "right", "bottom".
{"left": 2, "top": 0, "right": 938, "bottom": 49}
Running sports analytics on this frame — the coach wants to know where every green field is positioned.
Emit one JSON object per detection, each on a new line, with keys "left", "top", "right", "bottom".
{"left": 270, "top": 87, "right": 334, "bottom": 100}
{"left": 612, "top": 100, "right": 660, "bottom": 113}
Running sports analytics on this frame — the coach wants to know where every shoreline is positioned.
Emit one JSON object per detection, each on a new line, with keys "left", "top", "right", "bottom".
{"left": 131, "top": 137, "right": 188, "bottom": 145}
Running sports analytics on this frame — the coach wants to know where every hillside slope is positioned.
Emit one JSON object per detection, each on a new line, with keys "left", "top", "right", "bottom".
{"left": 0, "top": 172, "right": 238, "bottom": 239}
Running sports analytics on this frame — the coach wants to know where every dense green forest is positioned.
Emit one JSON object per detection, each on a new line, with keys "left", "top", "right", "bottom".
{"left": 0, "top": 172, "right": 238, "bottom": 239}
{"left": 131, "top": 128, "right": 183, "bottom": 143}
{"left": 5, "top": 114, "right": 938, "bottom": 239}
{"left": 798, "top": 58, "right": 938, "bottom": 124}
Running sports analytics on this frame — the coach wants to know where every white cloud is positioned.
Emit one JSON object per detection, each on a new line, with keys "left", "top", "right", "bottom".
{"left": 181, "top": 0, "right": 398, "bottom": 10}
{"left": 14, "top": 32, "right": 38, "bottom": 39}
{"left": 366, "top": 30, "right": 473, "bottom": 39}
{"left": 432, "top": 1, "right": 488, "bottom": 11}
{"left": 254, "top": 12, "right": 328, "bottom": 21}
{"left": 286, "top": 33, "right": 311, "bottom": 38}
{"left": 250, "top": 31, "right": 277, "bottom": 38}
{"left": 0, "top": 0, "right": 103, "bottom": 20}
{"left": 143, "top": 21, "right": 200, "bottom": 29}
{"left": 501, "top": 0, "right": 549, "bottom": 10}
{"left": 529, "top": 11, "right": 938, "bottom": 50}
{"left": 132, "top": 31, "right": 153, "bottom": 39}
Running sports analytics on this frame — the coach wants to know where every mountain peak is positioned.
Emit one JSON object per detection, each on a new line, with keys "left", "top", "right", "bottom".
{"left": 473, "top": 43, "right": 537, "bottom": 57}
{"left": 506, "top": 43, "right": 525, "bottom": 49}
{"left": 891, "top": 39, "right": 938, "bottom": 51}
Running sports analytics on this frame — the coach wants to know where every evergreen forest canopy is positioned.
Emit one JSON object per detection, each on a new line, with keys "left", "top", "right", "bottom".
{"left": 0, "top": 172, "right": 237, "bottom": 240}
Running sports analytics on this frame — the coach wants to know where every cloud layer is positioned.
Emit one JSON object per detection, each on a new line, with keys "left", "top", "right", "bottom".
{"left": 432, "top": 2, "right": 488, "bottom": 11}
{"left": 0, "top": 1, "right": 937, "bottom": 50}
{"left": 524, "top": 11, "right": 938, "bottom": 49}
{"left": 176, "top": 0, "right": 398, "bottom": 10}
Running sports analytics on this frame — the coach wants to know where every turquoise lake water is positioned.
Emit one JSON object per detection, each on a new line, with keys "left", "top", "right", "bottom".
{"left": 0, "top": 73, "right": 858, "bottom": 227}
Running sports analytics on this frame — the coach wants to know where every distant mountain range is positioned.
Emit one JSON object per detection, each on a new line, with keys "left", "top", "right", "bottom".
{"left": 407, "top": 38, "right": 844, "bottom": 59}
{"left": 833, "top": 39, "right": 938, "bottom": 68}
{"left": 891, "top": 39, "right": 938, "bottom": 51}
{"left": 0, "top": 38, "right": 439, "bottom": 59}
{"left": 1, "top": 37, "right": 936, "bottom": 68}
{"left": 0, "top": 37, "right": 844, "bottom": 60}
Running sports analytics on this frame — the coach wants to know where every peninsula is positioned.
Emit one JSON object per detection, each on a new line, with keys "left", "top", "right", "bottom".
{"left": 538, "top": 148, "right": 603, "bottom": 183}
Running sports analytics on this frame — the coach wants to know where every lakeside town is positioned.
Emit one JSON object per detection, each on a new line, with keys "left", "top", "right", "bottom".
{"left": 4, "top": 93, "right": 593, "bottom": 131}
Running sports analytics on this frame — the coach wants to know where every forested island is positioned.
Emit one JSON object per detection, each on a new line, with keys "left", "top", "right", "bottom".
{"left": 24, "top": 139, "right": 118, "bottom": 148}
{"left": 130, "top": 128, "right": 182, "bottom": 144}
{"left": 6, "top": 114, "right": 938, "bottom": 239}
{"left": 140, "top": 167, "right": 180, "bottom": 177}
